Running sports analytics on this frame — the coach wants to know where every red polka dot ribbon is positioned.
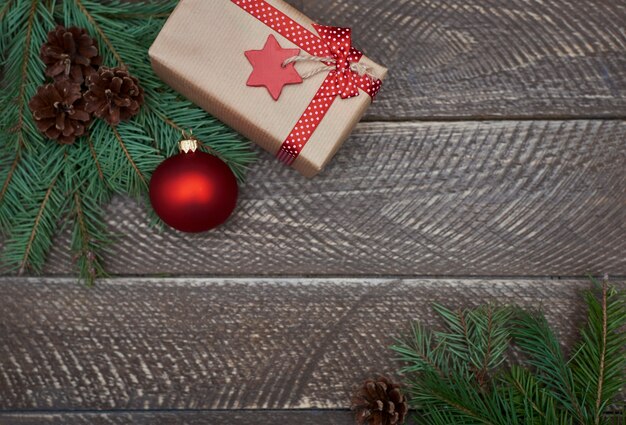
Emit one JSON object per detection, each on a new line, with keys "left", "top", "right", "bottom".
{"left": 232, "top": 0, "right": 383, "bottom": 165}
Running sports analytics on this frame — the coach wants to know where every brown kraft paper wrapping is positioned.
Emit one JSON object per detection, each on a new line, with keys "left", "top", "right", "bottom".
{"left": 149, "top": 0, "right": 388, "bottom": 177}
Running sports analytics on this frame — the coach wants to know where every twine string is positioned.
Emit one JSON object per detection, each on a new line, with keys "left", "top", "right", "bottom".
{"left": 283, "top": 54, "right": 377, "bottom": 81}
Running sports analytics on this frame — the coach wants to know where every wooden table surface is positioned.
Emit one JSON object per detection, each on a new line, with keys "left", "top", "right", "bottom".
{"left": 1, "top": 0, "right": 625, "bottom": 423}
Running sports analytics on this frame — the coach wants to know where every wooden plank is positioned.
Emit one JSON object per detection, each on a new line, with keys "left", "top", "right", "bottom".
{"left": 27, "top": 120, "right": 626, "bottom": 277}
{"left": 1, "top": 277, "right": 620, "bottom": 410}
{"left": 0, "top": 411, "right": 370, "bottom": 425}
{"left": 295, "top": 0, "right": 626, "bottom": 119}
{"left": 1, "top": 411, "right": 622, "bottom": 425}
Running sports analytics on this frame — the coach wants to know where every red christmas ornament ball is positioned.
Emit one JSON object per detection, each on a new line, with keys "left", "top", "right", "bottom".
{"left": 149, "top": 147, "right": 238, "bottom": 233}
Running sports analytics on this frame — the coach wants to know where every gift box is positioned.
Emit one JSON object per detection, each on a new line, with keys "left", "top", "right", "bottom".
{"left": 149, "top": 0, "right": 388, "bottom": 177}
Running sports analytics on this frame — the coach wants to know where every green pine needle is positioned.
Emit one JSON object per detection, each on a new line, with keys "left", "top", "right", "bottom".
{"left": 392, "top": 278, "right": 626, "bottom": 425}
{"left": 571, "top": 278, "right": 626, "bottom": 424}
{"left": 0, "top": 0, "right": 255, "bottom": 283}
{"left": 511, "top": 306, "right": 585, "bottom": 421}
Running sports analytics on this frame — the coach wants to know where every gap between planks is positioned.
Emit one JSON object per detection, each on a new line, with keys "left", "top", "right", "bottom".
{"left": 2, "top": 275, "right": 624, "bottom": 285}
{"left": 361, "top": 115, "right": 626, "bottom": 123}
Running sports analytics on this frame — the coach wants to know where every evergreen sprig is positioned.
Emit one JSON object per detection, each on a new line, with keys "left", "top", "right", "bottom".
{"left": 391, "top": 277, "right": 626, "bottom": 425}
{"left": 0, "top": 0, "right": 255, "bottom": 284}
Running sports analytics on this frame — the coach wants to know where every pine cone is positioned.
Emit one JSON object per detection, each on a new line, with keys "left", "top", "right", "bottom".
{"left": 41, "top": 25, "right": 102, "bottom": 84}
{"left": 84, "top": 67, "right": 144, "bottom": 126}
{"left": 28, "top": 80, "right": 92, "bottom": 145}
{"left": 351, "top": 377, "right": 408, "bottom": 425}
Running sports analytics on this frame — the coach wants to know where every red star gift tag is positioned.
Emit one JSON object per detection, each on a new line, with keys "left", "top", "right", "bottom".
{"left": 245, "top": 35, "right": 302, "bottom": 100}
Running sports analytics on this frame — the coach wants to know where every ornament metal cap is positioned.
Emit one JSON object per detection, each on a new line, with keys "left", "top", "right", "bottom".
{"left": 179, "top": 138, "right": 199, "bottom": 153}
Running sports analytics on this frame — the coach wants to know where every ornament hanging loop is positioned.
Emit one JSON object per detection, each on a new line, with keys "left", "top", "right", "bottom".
{"left": 179, "top": 130, "right": 199, "bottom": 153}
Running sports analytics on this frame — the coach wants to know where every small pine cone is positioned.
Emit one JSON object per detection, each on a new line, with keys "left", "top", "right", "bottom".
{"left": 84, "top": 67, "right": 144, "bottom": 126}
{"left": 41, "top": 25, "right": 102, "bottom": 84}
{"left": 351, "top": 377, "right": 409, "bottom": 425}
{"left": 28, "top": 80, "right": 92, "bottom": 145}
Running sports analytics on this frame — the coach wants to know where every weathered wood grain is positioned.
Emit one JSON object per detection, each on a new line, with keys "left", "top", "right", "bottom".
{"left": 1, "top": 277, "right": 620, "bottom": 410}
{"left": 295, "top": 0, "right": 626, "bottom": 119}
{"left": 0, "top": 411, "right": 621, "bottom": 425}
{"left": 0, "top": 411, "right": 372, "bottom": 425}
{"left": 26, "top": 120, "right": 626, "bottom": 277}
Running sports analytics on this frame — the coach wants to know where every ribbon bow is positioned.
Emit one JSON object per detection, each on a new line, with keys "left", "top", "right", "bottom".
{"left": 232, "top": 0, "right": 382, "bottom": 165}
{"left": 312, "top": 24, "right": 364, "bottom": 99}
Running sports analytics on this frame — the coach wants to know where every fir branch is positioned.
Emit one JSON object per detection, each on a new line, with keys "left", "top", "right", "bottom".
{"left": 459, "top": 307, "right": 472, "bottom": 354}
{"left": 73, "top": 192, "right": 87, "bottom": 246}
{"left": 4, "top": 148, "right": 66, "bottom": 273}
{"left": 87, "top": 135, "right": 104, "bottom": 181}
{"left": 0, "top": 0, "right": 15, "bottom": 25}
{"left": 479, "top": 306, "right": 495, "bottom": 387}
{"left": 416, "top": 368, "right": 517, "bottom": 425}
{"left": 16, "top": 0, "right": 39, "bottom": 140}
{"left": 502, "top": 365, "right": 575, "bottom": 424}
{"left": 1, "top": 148, "right": 67, "bottom": 274}
{"left": 0, "top": 1, "right": 13, "bottom": 63}
{"left": 111, "top": 126, "right": 148, "bottom": 188}
{"left": 1, "top": 0, "right": 54, "bottom": 148}
{"left": 512, "top": 309, "right": 585, "bottom": 422}
{"left": 71, "top": 190, "right": 106, "bottom": 285}
{"left": 571, "top": 277, "right": 626, "bottom": 424}
{"left": 597, "top": 282, "right": 608, "bottom": 419}
{"left": 394, "top": 280, "right": 626, "bottom": 425}
{"left": 0, "top": 152, "right": 21, "bottom": 204}
{"left": 87, "top": 118, "right": 162, "bottom": 198}
{"left": 0, "top": 0, "right": 21, "bottom": 79}
{"left": 1, "top": 0, "right": 254, "bottom": 282}
{"left": 431, "top": 304, "right": 473, "bottom": 362}
{"left": 429, "top": 389, "right": 495, "bottom": 425}
{"left": 0, "top": 0, "right": 38, "bottom": 200}
{"left": 63, "top": 139, "right": 110, "bottom": 284}
{"left": 431, "top": 304, "right": 512, "bottom": 389}
{"left": 1, "top": 0, "right": 58, "bottom": 269}
{"left": 507, "top": 367, "right": 548, "bottom": 421}
{"left": 472, "top": 306, "right": 512, "bottom": 386}
{"left": 392, "top": 322, "right": 447, "bottom": 378}
{"left": 72, "top": 0, "right": 126, "bottom": 68}
{"left": 18, "top": 175, "right": 57, "bottom": 275}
